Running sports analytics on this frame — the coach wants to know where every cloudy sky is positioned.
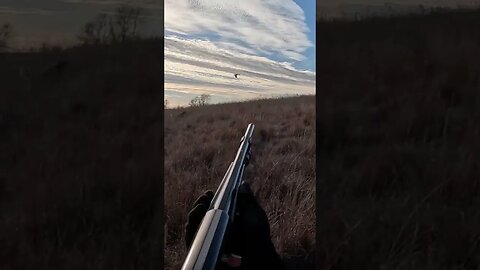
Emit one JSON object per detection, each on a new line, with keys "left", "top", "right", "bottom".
{"left": 0, "top": 0, "right": 162, "bottom": 48}
{"left": 164, "top": 0, "right": 316, "bottom": 107}
{"left": 2, "top": 0, "right": 479, "bottom": 106}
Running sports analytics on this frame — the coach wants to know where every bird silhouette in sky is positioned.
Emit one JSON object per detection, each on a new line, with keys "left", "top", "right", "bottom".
{"left": 234, "top": 73, "right": 240, "bottom": 78}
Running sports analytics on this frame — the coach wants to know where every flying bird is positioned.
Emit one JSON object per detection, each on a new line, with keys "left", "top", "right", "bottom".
{"left": 234, "top": 73, "right": 240, "bottom": 78}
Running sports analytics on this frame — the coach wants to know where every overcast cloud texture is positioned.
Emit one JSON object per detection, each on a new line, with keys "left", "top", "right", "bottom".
{"left": 164, "top": 0, "right": 316, "bottom": 107}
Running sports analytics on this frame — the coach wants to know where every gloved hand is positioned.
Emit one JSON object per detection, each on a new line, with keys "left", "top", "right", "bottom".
{"left": 185, "top": 182, "right": 284, "bottom": 270}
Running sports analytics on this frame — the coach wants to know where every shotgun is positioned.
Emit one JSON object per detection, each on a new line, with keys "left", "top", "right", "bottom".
{"left": 182, "top": 123, "right": 255, "bottom": 270}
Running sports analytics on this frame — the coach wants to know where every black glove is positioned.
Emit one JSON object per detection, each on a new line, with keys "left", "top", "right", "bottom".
{"left": 185, "top": 182, "right": 284, "bottom": 270}
{"left": 185, "top": 190, "right": 214, "bottom": 248}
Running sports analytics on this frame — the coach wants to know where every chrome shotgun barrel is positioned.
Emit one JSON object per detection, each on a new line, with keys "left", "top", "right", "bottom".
{"left": 182, "top": 123, "right": 255, "bottom": 270}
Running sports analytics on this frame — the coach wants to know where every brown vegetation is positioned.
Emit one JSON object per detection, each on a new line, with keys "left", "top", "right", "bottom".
{"left": 0, "top": 38, "right": 163, "bottom": 269}
{"left": 164, "top": 96, "right": 316, "bottom": 269}
{"left": 317, "top": 7, "right": 480, "bottom": 269}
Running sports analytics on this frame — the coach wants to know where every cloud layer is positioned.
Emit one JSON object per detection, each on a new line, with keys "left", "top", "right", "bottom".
{"left": 165, "top": 36, "right": 315, "bottom": 107}
{"left": 164, "top": 0, "right": 315, "bottom": 107}
{"left": 165, "top": 0, "right": 312, "bottom": 61}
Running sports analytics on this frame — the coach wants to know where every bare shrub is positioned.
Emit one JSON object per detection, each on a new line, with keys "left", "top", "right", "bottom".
{"left": 188, "top": 94, "right": 211, "bottom": 107}
{"left": 78, "top": 14, "right": 110, "bottom": 45}
{"left": 0, "top": 23, "right": 13, "bottom": 52}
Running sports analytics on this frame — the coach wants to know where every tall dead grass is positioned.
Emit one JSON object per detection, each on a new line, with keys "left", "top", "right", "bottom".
{"left": 164, "top": 96, "right": 316, "bottom": 269}
{"left": 0, "top": 39, "right": 164, "bottom": 270}
{"left": 317, "top": 8, "right": 480, "bottom": 269}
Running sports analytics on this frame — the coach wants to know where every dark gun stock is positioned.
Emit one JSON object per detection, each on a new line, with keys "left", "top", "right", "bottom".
{"left": 182, "top": 123, "right": 255, "bottom": 270}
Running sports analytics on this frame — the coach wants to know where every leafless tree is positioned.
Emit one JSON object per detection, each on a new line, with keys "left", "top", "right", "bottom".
{"left": 110, "top": 4, "right": 143, "bottom": 43}
{"left": 78, "top": 14, "right": 110, "bottom": 45}
{"left": 78, "top": 4, "right": 144, "bottom": 45}
{"left": 188, "top": 97, "right": 200, "bottom": 107}
{"left": 189, "top": 94, "right": 211, "bottom": 107}
{"left": 199, "top": 94, "right": 211, "bottom": 106}
{"left": 0, "top": 23, "right": 13, "bottom": 52}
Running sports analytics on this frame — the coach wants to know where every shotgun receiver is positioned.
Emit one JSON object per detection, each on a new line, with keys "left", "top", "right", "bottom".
{"left": 182, "top": 123, "right": 255, "bottom": 270}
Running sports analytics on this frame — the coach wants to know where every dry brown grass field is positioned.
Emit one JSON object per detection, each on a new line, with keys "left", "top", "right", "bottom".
{"left": 1, "top": 39, "right": 164, "bottom": 270}
{"left": 164, "top": 96, "right": 316, "bottom": 269}
{"left": 317, "top": 7, "right": 480, "bottom": 269}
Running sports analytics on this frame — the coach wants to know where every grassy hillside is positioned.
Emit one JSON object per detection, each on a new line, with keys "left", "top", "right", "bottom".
{"left": 164, "top": 96, "right": 316, "bottom": 269}
{"left": 317, "top": 8, "right": 480, "bottom": 269}
{"left": 0, "top": 39, "right": 164, "bottom": 269}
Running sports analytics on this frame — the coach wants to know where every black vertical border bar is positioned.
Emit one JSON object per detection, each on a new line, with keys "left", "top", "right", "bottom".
{"left": 147, "top": 0, "right": 165, "bottom": 269}
{"left": 161, "top": 5, "right": 165, "bottom": 266}
{"left": 315, "top": 0, "right": 321, "bottom": 268}
{"left": 160, "top": 0, "right": 165, "bottom": 268}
